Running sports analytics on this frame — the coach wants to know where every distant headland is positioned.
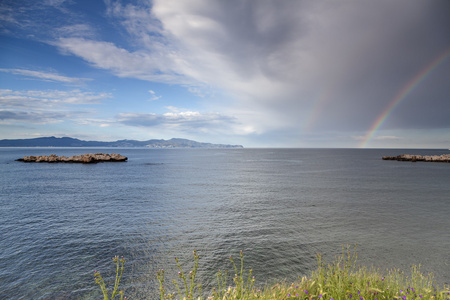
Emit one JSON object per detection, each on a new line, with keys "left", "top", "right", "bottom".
{"left": 0, "top": 136, "right": 244, "bottom": 149}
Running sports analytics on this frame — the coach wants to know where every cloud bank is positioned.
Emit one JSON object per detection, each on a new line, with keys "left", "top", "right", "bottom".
{"left": 0, "top": 88, "right": 110, "bottom": 124}
{"left": 0, "top": 68, "right": 90, "bottom": 85}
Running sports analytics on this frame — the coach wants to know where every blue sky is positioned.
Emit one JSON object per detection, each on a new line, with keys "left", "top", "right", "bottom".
{"left": 1, "top": 0, "right": 449, "bottom": 148}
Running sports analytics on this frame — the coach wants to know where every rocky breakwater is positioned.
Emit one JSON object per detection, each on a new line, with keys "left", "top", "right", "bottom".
{"left": 16, "top": 153, "right": 127, "bottom": 163}
{"left": 382, "top": 154, "right": 450, "bottom": 163}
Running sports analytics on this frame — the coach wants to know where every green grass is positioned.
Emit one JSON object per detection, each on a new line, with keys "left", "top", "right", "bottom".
{"left": 96, "top": 246, "right": 449, "bottom": 300}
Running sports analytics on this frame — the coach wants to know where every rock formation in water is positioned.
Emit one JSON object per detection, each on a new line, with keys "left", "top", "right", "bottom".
{"left": 382, "top": 154, "right": 450, "bottom": 162}
{"left": 16, "top": 153, "right": 127, "bottom": 163}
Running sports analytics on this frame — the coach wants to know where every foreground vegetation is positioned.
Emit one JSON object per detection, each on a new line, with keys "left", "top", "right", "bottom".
{"left": 95, "top": 246, "right": 449, "bottom": 300}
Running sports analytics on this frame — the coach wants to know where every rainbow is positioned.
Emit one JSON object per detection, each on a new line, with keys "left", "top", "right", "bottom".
{"left": 359, "top": 47, "right": 450, "bottom": 148}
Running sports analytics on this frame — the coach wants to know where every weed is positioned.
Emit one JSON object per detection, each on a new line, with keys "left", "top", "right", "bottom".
{"left": 94, "top": 255, "right": 126, "bottom": 300}
{"left": 95, "top": 246, "right": 450, "bottom": 300}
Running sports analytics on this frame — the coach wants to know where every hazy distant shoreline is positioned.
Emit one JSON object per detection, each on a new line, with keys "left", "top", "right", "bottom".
{"left": 0, "top": 136, "right": 244, "bottom": 149}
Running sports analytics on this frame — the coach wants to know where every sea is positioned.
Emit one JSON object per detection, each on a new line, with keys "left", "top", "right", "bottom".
{"left": 0, "top": 148, "right": 449, "bottom": 299}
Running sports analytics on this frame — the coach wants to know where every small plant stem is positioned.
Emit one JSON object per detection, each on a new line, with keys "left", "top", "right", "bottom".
{"left": 100, "top": 277, "right": 108, "bottom": 300}
{"left": 172, "top": 280, "right": 182, "bottom": 298}
{"left": 175, "top": 259, "right": 189, "bottom": 298}
{"left": 112, "top": 259, "right": 125, "bottom": 299}
{"left": 157, "top": 269, "right": 165, "bottom": 300}
{"left": 244, "top": 269, "right": 253, "bottom": 298}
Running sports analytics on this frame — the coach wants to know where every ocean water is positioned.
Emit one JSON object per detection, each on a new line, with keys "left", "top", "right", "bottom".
{"left": 0, "top": 148, "right": 449, "bottom": 299}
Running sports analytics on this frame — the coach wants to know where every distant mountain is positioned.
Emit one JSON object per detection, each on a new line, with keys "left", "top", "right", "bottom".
{"left": 0, "top": 136, "right": 243, "bottom": 148}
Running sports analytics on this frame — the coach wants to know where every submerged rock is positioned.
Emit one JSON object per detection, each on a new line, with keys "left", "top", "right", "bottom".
{"left": 16, "top": 153, "right": 127, "bottom": 163}
{"left": 382, "top": 154, "right": 450, "bottom": 163}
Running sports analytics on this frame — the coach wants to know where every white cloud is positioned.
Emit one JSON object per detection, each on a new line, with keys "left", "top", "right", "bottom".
{"left": 44, "top": 0, "right": 68, "bottom": 7}
{"left": 0, "top": 89, "right": 111, "bottom": 107}
{"left": 165, "top": 106, "right": 179, "bottom": 112}
{"left": 54, "top": 37, "right": 194, "bottom": 84}
{"left": 0, "top": 68, "right": 90, "bottom": 85}
{"left": 0, "top": 88, "right": 110, "bottom": 125}
{"left": 0, "top": 0, "right": 88, "bottom": 38}
{"left": 104, "top": 0, "right": 164, "bottom": 48}
{"left": 0, "top": 7, "right": 19, "bottom": 26}
{"left": 72, "top": 117, "right": 114, "bottom": 127}
{"left": 56, "top": 24, "right": 96, "bottom": 38}
{"left": 116, "top": 110, "right": 244, "bottom": 135}
{"left": 148, "top": 90, "right": 161, "bottom": 101}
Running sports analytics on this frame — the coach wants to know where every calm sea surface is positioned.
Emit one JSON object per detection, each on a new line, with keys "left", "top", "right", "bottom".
{"left": 0, "top": 148, "right": 449, "bottom": 299}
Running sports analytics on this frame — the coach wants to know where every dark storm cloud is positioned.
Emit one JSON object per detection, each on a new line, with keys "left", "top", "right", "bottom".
{"left": 150, "top": 0, "right": 450, "bottom": 135}
{"left": 171, "top": 1, "right": 311, "bottom": 79}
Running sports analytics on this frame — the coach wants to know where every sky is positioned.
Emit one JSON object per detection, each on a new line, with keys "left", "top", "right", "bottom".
{"left": 1, "top": 0, "right": 449, "bottom": 148}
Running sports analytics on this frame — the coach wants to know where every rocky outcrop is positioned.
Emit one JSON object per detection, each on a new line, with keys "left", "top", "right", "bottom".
{"left": 382, "top": 154, "right": 450, "bottom": 163}
{"left": 16, "top": 153, "right": 127, "bottom": 163}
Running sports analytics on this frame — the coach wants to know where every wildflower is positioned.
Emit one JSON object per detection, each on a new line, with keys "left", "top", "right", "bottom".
{"left": 403, "top": 296, "right": 406, "bottom": 300}
{"left": 319, "top": 295, "right": 323, "bottom": 298}
{"left": 419, "top": 295, "right": 423, "bottom": 298}
{"left": 349, "top": 294, "right": 353, "bottom": 298}
{"left": 305, "top": 290, "right": 308, "bottom": 294}
{"left": 358, "top": 291, "right": 361, "bottom": 295}
{"left": 288, "top": 294, "right": 291, "bottom": 297}
{"left": 360, "top": 297, "right": 363, "bottom": 300}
